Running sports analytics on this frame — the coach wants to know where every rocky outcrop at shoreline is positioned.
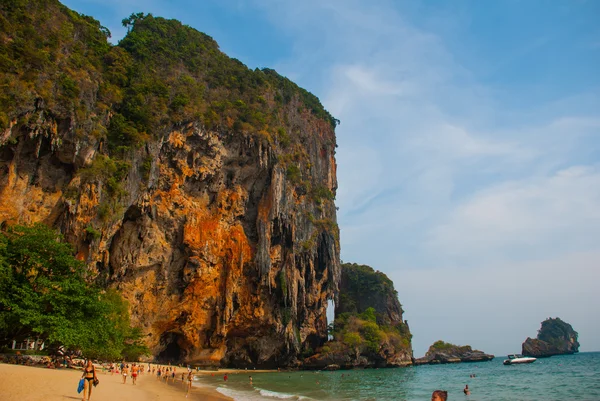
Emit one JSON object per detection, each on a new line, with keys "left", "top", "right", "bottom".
{"left": 301, "top": 263, "right": 413, "bottom": 370}
{"left": 522, "top": 318, "right": 579, "bottom": 358}
{"left": 414, "top": 341, "right": 494, "bottom": 365}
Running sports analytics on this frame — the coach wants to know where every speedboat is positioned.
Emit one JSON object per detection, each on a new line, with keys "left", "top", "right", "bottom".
{"left": 503, "top": 354, "right": 537, "bottom": 365}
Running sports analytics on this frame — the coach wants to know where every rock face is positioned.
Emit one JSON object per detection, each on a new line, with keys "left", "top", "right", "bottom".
{"left": 303, "top": 263, "right": 413, "bottom": 369}
{"left": 0, "top": 2, "right": 339, "bottom": 367}
{"left": 414, "top": 341, "right": 494, "bottom": 365}
{"left": 336, "top": 263, "right": 405, "bottom": 327}
{"left": 522, "top": 318, "right": 579, "bottom": 358}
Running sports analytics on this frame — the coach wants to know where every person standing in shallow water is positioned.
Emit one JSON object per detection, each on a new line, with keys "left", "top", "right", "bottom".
{"left": 187, "top": 371, "right": 193, "bottom": 397}
{"left": 464, "top": 384, "right": 470, "bottom": 395}
{"left": 432, "top": 390, "right": 448, "bottom": 401}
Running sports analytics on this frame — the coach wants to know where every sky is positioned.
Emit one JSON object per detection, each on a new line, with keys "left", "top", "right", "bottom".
{"left": 61, "top": 0, "right": 600, "bottom": 357}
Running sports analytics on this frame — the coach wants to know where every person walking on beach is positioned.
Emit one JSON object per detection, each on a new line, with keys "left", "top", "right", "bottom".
{"left": 432, "top": 390, "right": 448, "bottom": 401}
{"left": 122, "top": 364, "right": 129, "bottom": 384}
{"left": 186, "top": 371, "right": 193, "bottom": 398}
{"left": 132, "top": 363, "right": 139, "bottom": 385}
{"left": 81, "top": 360, "right": 97, "bottom": 401}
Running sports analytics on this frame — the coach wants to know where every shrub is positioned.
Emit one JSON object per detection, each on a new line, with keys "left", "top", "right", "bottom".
{"left": 85, "top": 225, "right": 101, "bottom": 240}
{"left": 286, "top": 164, "right": 301, "bottom": 183}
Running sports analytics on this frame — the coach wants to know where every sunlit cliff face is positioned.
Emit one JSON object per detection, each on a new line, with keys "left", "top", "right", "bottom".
{"left": 1, "top": 110, "right": 339, "bottom": 367}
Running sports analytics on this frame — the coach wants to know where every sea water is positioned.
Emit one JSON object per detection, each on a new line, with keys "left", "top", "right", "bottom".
{"left": 196, "top": 352, "right": 600, "bottom": 401}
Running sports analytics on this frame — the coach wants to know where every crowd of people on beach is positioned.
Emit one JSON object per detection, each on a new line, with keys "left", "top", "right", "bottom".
{"left": 0, "top": 352, "right": 478, "bottom": 400}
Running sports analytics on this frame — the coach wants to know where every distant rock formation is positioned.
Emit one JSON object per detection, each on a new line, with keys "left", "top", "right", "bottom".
{"left": 522, "top": 318, "right": 579, "bottom": 358}
{"left": 414, "top": 341, "right": 494, "bottom": 365}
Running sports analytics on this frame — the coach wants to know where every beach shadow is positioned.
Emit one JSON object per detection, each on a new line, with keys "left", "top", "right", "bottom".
{"left": 62, "top": 396, "right": 81, "bottom": 400}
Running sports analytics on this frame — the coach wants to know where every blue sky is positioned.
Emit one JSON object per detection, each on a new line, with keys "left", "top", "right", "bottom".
{"left": 62, "top": 0, "right": 600, "bottom": 357}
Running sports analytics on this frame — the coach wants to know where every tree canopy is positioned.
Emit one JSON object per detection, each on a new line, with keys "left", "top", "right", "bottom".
{"left": 0, "top": 223, "right": 148, "bottom": 360}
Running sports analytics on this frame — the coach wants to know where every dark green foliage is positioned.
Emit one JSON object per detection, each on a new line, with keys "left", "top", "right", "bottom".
{"left": 0, "top": 224, "right": 148, "bottom": 359}
{"left": 337, "top": 263, "right": 399, "bottom": 318}
{"left": 262, "top": 69, "right": 338, "bottom": 129}
{"left": 277, "top": 270, "right": 288, "bottom": 299}
{"left": 0, "top": 0, "right": 110, "bottom": 128}
{"left": 85, "top": 224, "right": 101, "bottom": 240}
{"left": 430, "top": 340, "right": 458, "bottom": 351}
{"left": 281, "top": 307, "right": 291, "bottom": 328}
{"left": 360, "top": 307, "right": 377, "bottom": 323}
{"left": 319, "top": 264, "right": 412, "bottom": 359}
{"left": 79, "top": 155, "right": 129, "bottom": 199}
{"left": 537, "top": 318, "right": 578, "bottom": 343}
{"left": 277, "top": 127, "right": 290, "bottom": 148}
{"left": 286, "top": 164, "right": 301, "bottom": 183}
{"left": 140, "top": 155, "right": 153, "bottom": 181}
{"left": 0, "top": 1, "right": 337, "bottom": 144}
{"left": 312, "top": 185, "right": 335, "bottom": 204}
{"left": 107, "top": 113, "right": 145, "bottom": 152}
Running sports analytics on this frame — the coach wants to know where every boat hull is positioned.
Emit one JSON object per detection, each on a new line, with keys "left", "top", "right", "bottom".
{"left": 503, "top": 357, "right": 536, "bottom": 365}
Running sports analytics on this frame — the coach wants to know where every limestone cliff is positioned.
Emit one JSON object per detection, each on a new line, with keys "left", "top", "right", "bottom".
{"left": 336, "top": 263, "right": 405, "bottom": 327}
{"left": 522, "top": 318, "right": 579, "bottom": 358}
{"left": 304, "top": 263, "right": 413, "bottom": 369}
{"left": 0, "top": 1, "right": 339, "bottom": 367}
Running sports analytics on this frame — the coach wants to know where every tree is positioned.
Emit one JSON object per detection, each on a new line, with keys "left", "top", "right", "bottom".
{"left": 0, "top": 224, "right": 148, "bottom": 359}
{"left": 343, "top": 332, "right": 362, "bottom": 359}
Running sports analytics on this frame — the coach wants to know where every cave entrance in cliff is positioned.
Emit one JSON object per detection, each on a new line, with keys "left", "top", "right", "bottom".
{"left": 157, "top": 332, "right": 185, "bottom": 364}
{"left": 326, "top": 299, "right": 335, "bottom": 340}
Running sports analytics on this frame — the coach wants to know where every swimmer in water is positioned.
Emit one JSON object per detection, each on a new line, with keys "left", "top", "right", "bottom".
{"left": 464, "top": 384, "right": 471, "bottom": 395}
{"left": 432, "top": 390, "right": 448, "bottom": 401}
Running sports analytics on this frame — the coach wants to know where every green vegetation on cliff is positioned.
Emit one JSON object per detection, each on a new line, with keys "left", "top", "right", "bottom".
{"left": 337, "top": 263, "right": 403, "bottom": 326}
{"left": 0, "top": 0, "right": 338, "bottom": 218}
{"left": 537, "top": 318, "right": 579, "bottom": 346}
{"left": 0, "top": 224, "right": 148, "bottom": 360}
{"left": 429, "top": 340, "right": 459, "bottom": 351}
{"left": 0, "top": 1, "right": 337, "bottom": 136}
{"left": 326, "top": 307, "right": 411, "bottom": 357}
{"left": 313, "top": 263, "right": 412, "bottom": 364}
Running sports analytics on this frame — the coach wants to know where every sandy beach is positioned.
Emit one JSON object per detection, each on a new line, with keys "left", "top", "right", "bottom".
{"left": 0, "top": 363, "right": 232, "bottom": 401}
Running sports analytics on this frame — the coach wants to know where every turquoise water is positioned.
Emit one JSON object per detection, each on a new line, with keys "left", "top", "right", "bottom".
{"left": 197, "top": 352, "right": 600, "bottom": 400}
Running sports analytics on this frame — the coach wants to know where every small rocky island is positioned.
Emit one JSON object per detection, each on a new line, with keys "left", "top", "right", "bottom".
{"left": 522, "top": 317, "right": 579, "bottom": 358}
{"left": 303, "top": 263, "right": 413, "bottom": 370}
{"left": 414, "top": 341, "right": 494, "bottom": 365}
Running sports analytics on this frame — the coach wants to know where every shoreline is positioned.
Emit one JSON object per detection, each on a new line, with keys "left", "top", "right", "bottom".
{"left": 0, "top": 362, "right": 233, "bottom": 401}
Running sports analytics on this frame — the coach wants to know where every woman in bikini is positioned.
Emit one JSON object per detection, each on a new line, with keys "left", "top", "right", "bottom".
{"left": 81, "top": 360, "right": 97, "bottom": 401}
{"left": 122, "top": 364, "right": 129, "bottom": 384}
{"left": 187, "top": 371, "right": 193, "bottom": 395}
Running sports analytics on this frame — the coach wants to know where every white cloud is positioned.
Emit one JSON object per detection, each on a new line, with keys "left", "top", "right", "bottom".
{"left": 251, "top": 0, "right": 600, "bottom": 354}
{"left": 426, "top": 165, "right": 600, "bottom": 266}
